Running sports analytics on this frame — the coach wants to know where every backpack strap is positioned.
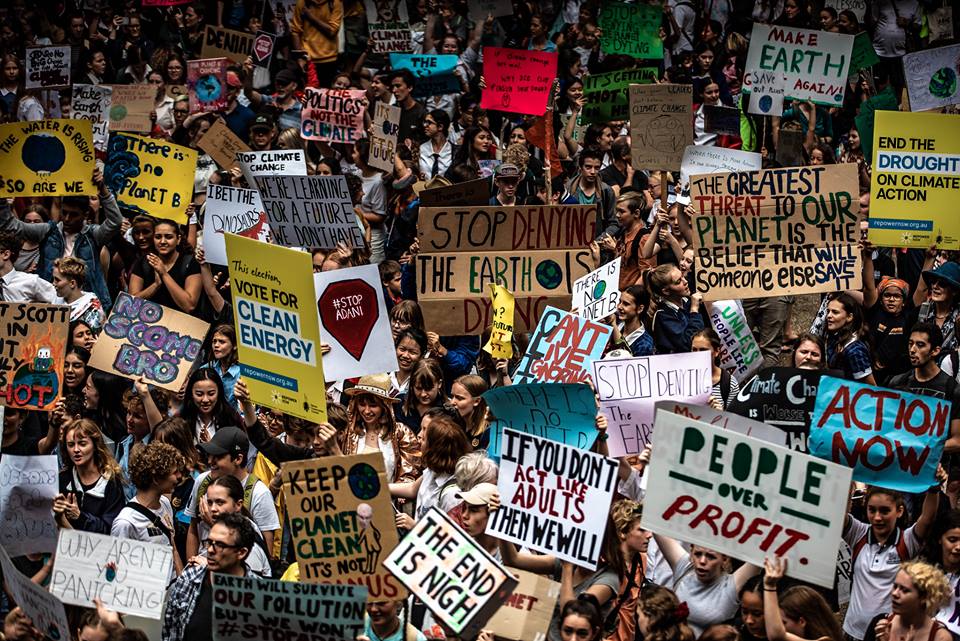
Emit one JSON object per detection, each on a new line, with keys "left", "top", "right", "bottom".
{"left": 243, "top": 474, "right": 259, "bottom": 510}
{"left": 719, "top": 369, "right": 732, "bottom": 409}
{"left": 125, "top": 501, "right": 173, "bottom": 539}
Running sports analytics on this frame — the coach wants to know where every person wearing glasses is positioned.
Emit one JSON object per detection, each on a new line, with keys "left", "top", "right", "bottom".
{"left": 419, "top": 110, "right": 453, "bottom": 180}
{"left": 162, "top": 513, "right": 256, "bottom": 641}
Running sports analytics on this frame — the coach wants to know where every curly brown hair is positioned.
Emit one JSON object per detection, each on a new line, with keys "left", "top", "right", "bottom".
{"left": 129, "top": 442, "right": 184, "bottom": 490}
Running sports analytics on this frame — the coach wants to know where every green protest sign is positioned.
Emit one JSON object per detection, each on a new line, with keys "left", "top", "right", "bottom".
{"left": 582, "top": 67, "right": 657, "bottom": 123}
{"left": 598, "top": 3, "right": 662, "bottom": 59}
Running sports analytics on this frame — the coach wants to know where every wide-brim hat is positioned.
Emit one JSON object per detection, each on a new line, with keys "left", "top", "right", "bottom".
{"left": 345, "top": 373, "right": 400, "bottom": 402}
{"left": 923, "top": 261, "right": 960, "bottom": 291}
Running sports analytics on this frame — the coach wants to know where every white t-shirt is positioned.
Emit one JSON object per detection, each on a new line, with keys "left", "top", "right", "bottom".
{"left": 360, "top": 440, "right": 397, "bottom": 483}
{"left": 185, "top": 471, "right": 281, "bottom": 537}
{"left": 672, "top": 554, "right": 739, "bottom": 637}
{"left": 110, "top": 496, "right": 175, "bottom": 547}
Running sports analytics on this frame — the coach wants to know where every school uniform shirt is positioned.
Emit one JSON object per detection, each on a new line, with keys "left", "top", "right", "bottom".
{"left": 842, "top": 518, "right": 922, "bottom": 640}
{"left": 418, "top": 140, "right": 454, "bottom": 179}
{"left": 0, "top": 269, "right": 57, "bottom": 303}
{"left": 184, "top": 471, "right": 281, "bottom": 540}
{"left": 936, "top": 571, "right": 960, "bottom": 637}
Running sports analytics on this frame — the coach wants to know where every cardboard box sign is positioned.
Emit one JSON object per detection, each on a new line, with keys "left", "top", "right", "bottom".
{"left": 484, "top": 568, "right": 560, "bottom": 641}
{"left": 384, "top": 507, "right": 517, "bottom": 637}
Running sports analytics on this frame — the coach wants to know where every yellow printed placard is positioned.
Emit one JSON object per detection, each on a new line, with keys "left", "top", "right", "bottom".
{"left": 0, "top": 119, "right": 95, "bottom": 196}
{"left": 225, "top": 233, "right": 327, "bottom": 423}
{"left": 868, "top": 111, "right": 960, "bottom": 249}
{"left": 104, "top": 133, "right": 196, "bottom": 224}
{"left": 482, "top": 283, "right": 514, "bottom": 359}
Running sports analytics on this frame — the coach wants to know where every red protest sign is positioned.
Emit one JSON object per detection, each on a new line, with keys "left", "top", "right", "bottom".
{"left": 480, "top": 47, "right": 557, "bottom": 115}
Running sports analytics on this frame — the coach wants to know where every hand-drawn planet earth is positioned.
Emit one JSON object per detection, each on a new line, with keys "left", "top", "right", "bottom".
{"left": 109, "top": 105, "right": 129, "bottom": 121}
{"left": 348, "top": 462, "right": 381, "bottom": 500}
{"left": 929, "top": 67, "right": 957, "bottom": 99}
{"left": 22, "top": 133, "right": 66, "bottom": 174}
{"left": 758, "top": 95, "right": 773, "bottom": 113}
{"left": 536, "top": 259, "right": 563, "bottom": 290}
{"left": 196, "top": 74, "right": 223, "bottom": 102}
{"left": 593, "top": 280, "right": 607, "bottom": 300}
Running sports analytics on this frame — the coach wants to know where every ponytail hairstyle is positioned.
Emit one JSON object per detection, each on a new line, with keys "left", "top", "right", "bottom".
{"left": 638, "top": 586, "right": 696, "bottom": 641}
{"left": 864, "top": 485, "right": 908, "bottom": 528}
{"left": 207, "top": 475, "right": 253, "bottom": 521}
{"left": 646, "top": 264, "right": 681, "bottom": 304}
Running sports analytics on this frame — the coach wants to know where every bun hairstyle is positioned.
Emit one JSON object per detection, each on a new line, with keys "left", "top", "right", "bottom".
{"left": 560, "top": 595, "right": 603, "bottom": 641}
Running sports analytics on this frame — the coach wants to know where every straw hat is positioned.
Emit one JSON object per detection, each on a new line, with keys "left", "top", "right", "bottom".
{"left": 345, "top": 374, "right": 400, "bottom": 402}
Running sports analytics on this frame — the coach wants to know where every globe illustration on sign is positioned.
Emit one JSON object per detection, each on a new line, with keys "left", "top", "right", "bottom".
{"left": 759, "top": 95, "right": 773, "bottom": 112}
{"left": 196, "top": 74, "right": 223, "bottom": 102}
{"left": 348, "top": 462, "right": 380, "bottom": 500}
{"left": 110, "top": 105, "right": 129, "bottom": 121}
{"left": 593, "top": 280, "right": 606, "bottom": 300}
{"left": 929, "top": 67, "right": 957, "bottom": 99}
{"left": 22, "top": 134, "right": 66, "bottom": 175}
{"left": 536, "top": 259, "right": 563, "bottom": 290}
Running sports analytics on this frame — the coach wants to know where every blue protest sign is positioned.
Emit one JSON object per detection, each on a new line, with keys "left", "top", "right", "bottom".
{"left": 810, "top": 376, "right": 949, "bottom": 492}
{"left": 485, "top": 383, "right": 598, "bottom": 459}
{"left": 512, "top": 306, "right": 611, "bottom": 386}
{"left": 389, "top": 54, "right": 460, "bottom": 97}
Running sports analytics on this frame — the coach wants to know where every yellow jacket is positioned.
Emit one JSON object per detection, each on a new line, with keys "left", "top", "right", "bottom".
{"left": 290, "top": 0, "right": 343, "bottom": 63}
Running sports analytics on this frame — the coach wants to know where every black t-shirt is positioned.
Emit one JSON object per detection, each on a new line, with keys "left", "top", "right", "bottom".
{"left": 887, "top": 369, "right": 960, "bottom": 422}
{"left": 131, "top": 252, "right": 200, "bottom": 312}
{"left": 600, "top": 163, "right": 648, "bottom": 193}
{"left": 1, "top": 434, "right": 40, "bottom": 457}
{"left": 866, "top": 302, "right": 910, "bottom": 381}
{"left": 184, "top": 572, "right": 214, "bottom": 641}
{"left": 397, "top": 101, "right": 427, "bottom": 146}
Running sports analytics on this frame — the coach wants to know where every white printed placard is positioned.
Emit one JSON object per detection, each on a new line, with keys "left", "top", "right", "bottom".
{"left": 237, "top": 149, "right": 308, "bottom": 189}
{"left": 643, "top": 410, "right": 851, "bottom": 588}
{"left": 0, "top": 546, "right": 70, "bottom": 641}
{"left": 592, "top": 351, "right": 713, "bottom": 455}
{"left": 50, "top": 530, "right": 174, "bottom": 619}
{"left": 0, "top": 454, "right": 58, "bottom": 557}
{"left": 747, "top": 70, "right": 787, "bottom": 116}
{"left": 708, "top": 300, "right": 763, "bottom": 383}
{"left": 487, "top": 429, "right": 619, "bottom": 569}
{"left": 573, "top": 258, "right": 620, "bottom": 321}
{"left": 679, "top": 147, "right": 762, "bottom": 199}
{"left": 384, "top": 507, "right": 517, "bottom": 637}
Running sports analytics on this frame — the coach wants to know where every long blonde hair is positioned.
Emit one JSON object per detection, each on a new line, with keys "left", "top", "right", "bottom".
{"left": 61, "top": 419, "right": 123, "bottom": 482}
{"left": 347, "top": 393, "right": 398, "bottom": 440}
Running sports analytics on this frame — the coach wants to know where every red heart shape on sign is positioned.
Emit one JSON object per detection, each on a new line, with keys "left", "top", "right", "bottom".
{"left": 318, "top": 279, "right": 380, "bottom": 360}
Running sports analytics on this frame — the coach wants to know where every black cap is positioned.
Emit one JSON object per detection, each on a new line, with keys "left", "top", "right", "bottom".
{"left": 275, "top": 69, "right": 298, "bottom": 88}
{"left": 199, "top": 426, "right": 249, "bottom": 458}
{"left": 250, "top": 113, "right": 275, "bottom": 131}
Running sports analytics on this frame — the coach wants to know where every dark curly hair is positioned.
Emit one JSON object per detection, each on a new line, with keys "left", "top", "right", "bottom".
{"left": 129, "top": 442, "right": 184, "bottom": 490}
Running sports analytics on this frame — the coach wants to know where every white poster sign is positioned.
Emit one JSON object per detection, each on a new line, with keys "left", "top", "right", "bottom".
{"left": 0, "top": 546, "right": 70, "bottom": 641}
{"left": 654, "top": 400, "right": 787, "bottom": 446}
{"left": 679, "top": 147, "right": 762, "bottom": 202}
{"left": 71, "top": 84, "right": 112, "bottom": 152}
{"left": 903, "top": 44, "right": 960, "bottom": 112}
{"left": 572, "top": 258, "right": 621, "bottom": 321}
{"left": 237, "top": 149, "right": 308, "bottom": 189}
{"left": 708, "top": 300, "right": 763, "bottom": 383}
{"left": 203, "top": 184, "right": 271, "bottom": 265}
{"left": 0, "top": 455, "right": 58, "bottom": 557}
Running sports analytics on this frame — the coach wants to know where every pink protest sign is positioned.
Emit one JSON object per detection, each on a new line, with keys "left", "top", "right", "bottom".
{"left": 301, "top": 88, "right": 366, "bottom": 143}
{"left": 480, "top": 47, "right": 557, "bottom": 116}
{"left": 187, "top": 58, "right": 228, "bottom": 113}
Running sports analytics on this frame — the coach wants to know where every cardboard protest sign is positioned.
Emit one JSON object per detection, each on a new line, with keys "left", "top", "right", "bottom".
{"left": 107, "top": 84, "right": 155, "bottom": 132}
{"left": 0, "top": 119, "right": 96, "bottom": 197}
{"left": 903, "top": 43, "right": 960, "bottom": 112}
{"left": 482, "top": 283, "right": 514, "bottom": 360}
{"left": 480, "top": 47, "right": 556, "bottom": 116}
{"left": 369, "top": 101, "right": 400, "bottom": 172}
{"left": 690, "top": 164, "right": 863, "bottom": 300}
{"left": 678, "top": 146, "right": 761, "bottom": 202}
{"left": 71, "top": 84, "right": 112, "bottom": 152}
{"left": 416, "top": 204, "right": 596, "bottom": 335}
{"left": 928, "top": 7, "right": 954, "bottom": 44}
{"left": 488, "top": 429, "right": 619, "bottom": 568}
{"left": 644, "top": 410, "right": 851, "bottom": 588}
{"left": 418, "top": 178, "right": 490, "bottom": 207}
{"left": 314, "top": 264, "right": 398, "bottom": 381}
{"left": 592, "top": 351, "right": 713, "bottom": 456}
{"left": 704, "top": 104, "right": 741, "bottom": 136}
{"left": 187, "top": 57, "right": 228, "bottom": 113}
{"left": 202, "top": 25, "right": 254, "bottom": 62}
{"left": 810, "top": 376, "right": 949, "bottom": 492}
{"left": 105, "top": 132, "right": 196, "bottom": 222}
{"left": 258, "top": 175, "right": 364, "bottom": 249}
{"left": 513, "top": 307, "right": 611, "bottom": 386}
{"left": 203, "top": 184, "right": 270, "bottom": 265}
{"left": 369, "top": 22, "right": 412, "bottom": 54}
{"left": 598, "top": 2, "right": 662, "bottom": 59}
{"left": 301, "top": 88, "right": 366, "bottom": 143}
{"left": 484, "top": 383, "right": 598, "bottom": 459}
{"left": 0, "top": 546, "right": 70, "bottom": 641}
{"left": 707, "top": 300, "right": 763, "bottom": 383}
{"left": 0, "top": 303, "right": 70, "bottom": 411}
{"left": 484, "top": 568, "right": 560, "bottom": 641}
{"left": 212, "top": 573, "right": 367, "bottom": 641}
{"left": 629, "top": 84, "right": 693, "bottom": 170}
{"left": 582, "top": 67, "right": 657, "bottom": 124}
{"left": 252, "top": 31, "right": 276, "bottom": 68}
{"left": 0, "top": 455, "right": 57, "bottom": 556}
{"left": 89, "top": 292, "right": 209, "bottom": 391}
{"left": 573, "top": 258, "right": 620, "bottom": 321}
{"left": 282, "top": 453, "right": 402, "bottom": 599}
{"left": 743, "top": 24, "right": 853, "bottom": 105}
{"left": 868, "top": 111, "right": 960, "bottom": 249}
{"left": 227, "top": 233, "right": 327, "bottom": 422}
{"left": 727, "top": 367, "right": 826, "bottom": 452}
{"left": 236, "top": 149, "right": 308, "bottom": 189}
{"left": 25, "top": 46, "right": 70, "bottom": 89}
{"left": 385, "top": 507, "right": 517, "bottom": 636}
{"left": 746, "top": 70, "right": 787, "bottom": 116}
{"left": 50, "top": 530, "right": 173, "bottom": 618}
{"left": 197, "top": 117, "right": 251, "bottom": 170}
{"left": 657, "top": 400, "right": 787, "bottom": 446}
{"left": 389, "top": 54, "right": 460, "bottom": 98}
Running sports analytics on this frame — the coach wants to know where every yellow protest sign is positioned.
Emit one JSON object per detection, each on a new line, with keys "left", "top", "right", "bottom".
{"left": 225, "top": 233, "right": 327, "bottom": 423}
{"left": 104, "top": 133, "right": 196, "bottom": 223}
{"left": 482, "top": 283, "right": 514, "bottom": 359}
{"left": 868, "top": 111, "right": 960, "bottom": 249}
{"left": 0, "top": 119, "right": 95, "bottom": 196}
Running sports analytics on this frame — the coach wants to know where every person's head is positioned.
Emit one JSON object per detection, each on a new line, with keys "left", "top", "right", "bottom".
{"left": 63, "top": 345, "right": 90, "bottom": 391}
{"left": 52, "top": 256, "right": 86, "bottom": 298}
{"left": 85, "top": 49, "right": 107, "bottom": 77}
{"left": 738, "top": 576, "right": 765, "bottom": 639}
{"left": 559, "top": 595, "right": 603, "bottom": 641}
{"left": 494, "top": 163, "right": 521, "bottom": 201}
{"left": 123, "top": 387, "right": 170, "bottom": 439}
{"left": 390, "top": 300, "right": 425, "bottom": 341}
{"left": 200, "top": 426, "right": 250, "bottom": 478}
{"left": 701, "top": 19, "right": 722, "bottom": 42}
{"left": 824, "top": 292, "right": 863, "bottom": 337}
{"left": 877, "top": 277, "right": 909, "bottom": 315}
{"left": 77, "top": 610, "right": 110, "bottom": 641}
{"left": 617, "top": 285, "right": 648, "bottom": 325}
{"left": 407, "top": 359, "right": 446, "bottom": 412}
{"left": 455, "top": 451, "right": 498, "bottom": 494}
{"left": 689, "top": 545, "right": 730, "bottom": 583}
{"left": 165, "top": 55, "right": 186, "bottom": 83}
{"left": 647, "top": 264, "right": 690, "bottom": 303}
{"left": 205, "top": 513, "right": 254, "bottom": 573}
{"left": 61, "top": 418, "right": 122, "bottom": 479}
{"left": 312, "top": 403, "right": 348, "bottom": 456}
{"left": 390, "top": 69, "right": 416, "bottom": 103}
{"left": 701, "top": 81, "right": 721, "bottom": 105}
{"left": 316, "top": 156, "right": 342, "bottom": 176}
{"left": 211, "top": 324, "right": 238, "bottom": 366}
{"left": 837, "top": 9, "right": 859, "bottom": 33}
{"left": 611, "top": 499, "right": 649, "bottom": 556}
{"left": 615, "top": 193, "right": 646, "bottom": 230}
{"left": 819, "top": 6, "right": 837, "bottom": 30}
{"left": 450, "top": 374, "right": 486, "bottom": 421}
{"left": 578, "top": 148, "right": 603, "bottom": 185}
{"left": 636, "top": 585, "right": 694, "bottom": 641}
{"left": 152, "top": 219, "right": 182, "bottom": 258}
{"left": 172, "top": 95, "right": 189, "bottom": 126}
{"left": 809, "top": 142, "right": 835, "bottom": 165}
{"left": 932, "top": 510, "right": 960, "bottom": 572}
{"left": 923, "top": 262, "right": 960, "bottom": 307}
{"left": 424, "top": 108, "right": 450, "bottom": 140}
{"left": 366, "top": 600, "right": 404, "bottom": 630}
{"left": 893, "top": 562, "right": 951, "bottom": 618}
{"left": 865, "top": 486, "right": 905, "bottom": 540}
{"left": 186, "top": 367, "right": 226, "bottom": 420}
{"left": 0, "top": 231, "right": 20, "bottom": 268}
{"left": 249, "top": 113, "right": 277, "bottom": 149}
{"left": 691, "top": 328, "right": 721, "bottom": 365}
{"left": 2, "top": 54, "right": 20, "bottom": 85}
{"left": 379, "top": 260, "right": 402, "bottom": 296}
{"left": 699, "top": 624, "right": 738, "bottom": 641}
{"left": 395, "top": 328, "right": 427, "bottom": 374}
{"left": 205, "top": 475, "right": 247, "bottom": 521}
{"left": 129, "top": 442, "right": 184, "bottom": 493}
{"left": 908, "top": 322, "right": 944, "bottom": 369}
{"left": 777, "top": 585, "right": 843, "bottom": 639}
{"left": 60, "top": 196, "right": 91, "bottom": 235}
{"left": 152, "top": 416, "right": 199, "bottom": 472}
{"left": 584, "top": 123, "right": 614, "bottom": 152}
{"left": 695, "top": 43, "right": 716, "bottom": 72}
{"left": 347, "top": 374, "right": 398, "bottom": 437}
{"left": 792, "top": 333, "right": 824, "bottom": 369}
{"left": 421, "top": 412, "right": 470, "bottom": 474}
{"left": 506, "top": 123, "right": 528, "bottom": 148}
{"left": 464, "top": 126, "right": 494, "bottom": 159}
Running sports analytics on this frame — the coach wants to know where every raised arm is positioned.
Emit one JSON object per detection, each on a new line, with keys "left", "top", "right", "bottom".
{"left": 861, "top": 241, "right": 879, "bottom": 309}
{"left": 89, "top": 168, "right": 123, "bottom": 247}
